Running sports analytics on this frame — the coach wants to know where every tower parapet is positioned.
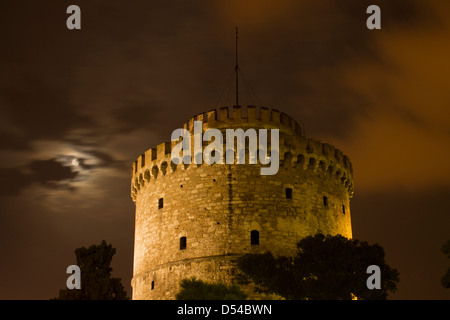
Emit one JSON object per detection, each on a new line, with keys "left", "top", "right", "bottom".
{"left": 181, "top": 106, "right": 302, "bottom": 135}
{"left": 131, "top": 106, "right": 353, "bottom": 202}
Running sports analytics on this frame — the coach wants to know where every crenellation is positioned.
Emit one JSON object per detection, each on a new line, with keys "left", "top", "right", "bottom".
{"left": 207, "top": 109, "right": 218, "bottom": 125}
{"left": 280, "top": 112, "right": 290, "bottom": 126}
{"left": 247, "top": 105, "right": 257, "bottom": 121}
{"left": 296, "top": 122, "right": 302, "bottom": 135}
{"left": 139, "top": 154, "right": 145, "bottom": 168}
{"left": 343, "top": 155, "right": 352, "bottom": 173}
{"left": 335, "top": 149, "right": 343, "bottom": 162}
{"left": 307, "top": 138, "right": 322, "bottom": 154}
{"left": 219, "top": 106, "right": 229, "bottom": 120}
{"left": 188, "top": 117, "right": 195, "bottom": 131}
{"left": 259, "top": 107, "right": 270, "bottom": 122}
{"left": 231, "top": 105, "right": 240, "bottom": 120}
{"left": 145, "top": 148, "right": 157, "bottom": 165}
{"left": 196, "top": 112, "right": 207, "bottom": 123}
{"left": 181, "top": 106, "right": 304, "bottom": 137}
{"left": 270, "top": 109, "right": 280, "bottom": 123}
{"left": 131, "top": 141, "right": 354, "bottom": 202}
{"left": 322, "top": 143, "right": 335, "bottom": 158}
{"left": 157, "top": 142, "right": 171, "bottom": 159}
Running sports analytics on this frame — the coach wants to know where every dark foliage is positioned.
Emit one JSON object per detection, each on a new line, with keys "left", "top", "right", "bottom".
{"left": 237, "top": 234, "right": 399, "bottom": 300}
{"left": 53, "top": 240, "right": 129, "bottom": 300}
{"left": 176, "top": 278, "right": 247, "bottom": 300}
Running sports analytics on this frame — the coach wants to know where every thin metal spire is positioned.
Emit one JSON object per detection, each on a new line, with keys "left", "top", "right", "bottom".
{"left": 235, "top": 26, "right": 239, "bottom": 106}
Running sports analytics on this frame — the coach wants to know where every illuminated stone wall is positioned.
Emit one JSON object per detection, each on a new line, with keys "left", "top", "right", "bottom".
{"left": 130, "top": 106, "right": 354, "bottom": 299}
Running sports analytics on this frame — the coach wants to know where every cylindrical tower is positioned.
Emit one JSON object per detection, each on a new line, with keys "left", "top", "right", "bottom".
{"left": 130, "top": 106, "right": 354, "bottom": 299}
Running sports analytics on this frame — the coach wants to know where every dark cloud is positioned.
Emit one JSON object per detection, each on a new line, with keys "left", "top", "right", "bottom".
{"left": 0, "top": 1, "right": 176, "bottom": 153}
{"left": 0, "top": 159, "right": 78, "bottom": 196}
{"left": 77, "top": 150, "right": 128, "bottom": 171}
{"left": 111, "top": 104, "right": 162, "bottom": 133}
{"left": 0, "top": 78, "right": 92, "bottom": 151}
{"left": 193, "top": 0, "right": 431, "bottom": 140}
{"left": 29, "top": 159, "right": 77, "bottom": 182}
{"left": 0, "top": 0, "right": 436, "bottom": 149}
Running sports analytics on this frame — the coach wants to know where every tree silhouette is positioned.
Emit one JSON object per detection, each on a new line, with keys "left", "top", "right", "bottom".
{"left": 237, "top": 233, "right": 399, "bottom": 300}
{"left": 176, "top": 278, "right": 247, "bottom": 300}
{"left": 54, "top": 240, "right": 129, "bottom": 300}
{"left": 441, "top": 239, "right": 450, "bottom": 289}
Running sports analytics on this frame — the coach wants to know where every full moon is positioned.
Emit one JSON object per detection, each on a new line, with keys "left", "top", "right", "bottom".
{"left": 71, "top": 158, "right": 79, "bottom": 167}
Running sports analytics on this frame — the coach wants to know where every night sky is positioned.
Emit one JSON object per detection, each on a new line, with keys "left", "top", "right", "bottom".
{"left": 1, "top": 0, "right": 449, "bottom": 300}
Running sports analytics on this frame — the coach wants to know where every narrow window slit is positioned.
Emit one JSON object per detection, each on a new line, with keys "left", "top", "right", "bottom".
{"left": 180, "top": 236, "right": 187, "bottom": 250}
{"left": 251, "top": 230, "right": 259, "bottom": 245}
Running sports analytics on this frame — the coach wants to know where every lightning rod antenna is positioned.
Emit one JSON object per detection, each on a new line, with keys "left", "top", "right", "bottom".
{"left": 235, "top": 27, "right": 239, "bottom": 106}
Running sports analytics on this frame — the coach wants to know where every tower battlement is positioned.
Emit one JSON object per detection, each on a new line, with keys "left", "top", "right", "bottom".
{"left": 181, "top": 106, "right": 303, "bottom": 135}
{"left": 131, "top": 107, "right": 354, "bottom": 300}
{"left": 131, "top": 108, "right": 353, "bottom": 202}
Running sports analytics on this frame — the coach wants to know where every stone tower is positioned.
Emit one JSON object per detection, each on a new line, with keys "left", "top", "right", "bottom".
{"left": 130, "top": 106, "right": 354, "bottom": 299}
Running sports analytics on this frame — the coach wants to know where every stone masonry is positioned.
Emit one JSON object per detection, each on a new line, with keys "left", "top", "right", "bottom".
{"left": 130, "top": 106, "right": 354, "bottom": 299}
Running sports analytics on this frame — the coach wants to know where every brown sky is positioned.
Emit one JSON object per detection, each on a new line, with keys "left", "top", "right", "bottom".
{"left": 0, "top": 0, "right": 449, "bottom": 300}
